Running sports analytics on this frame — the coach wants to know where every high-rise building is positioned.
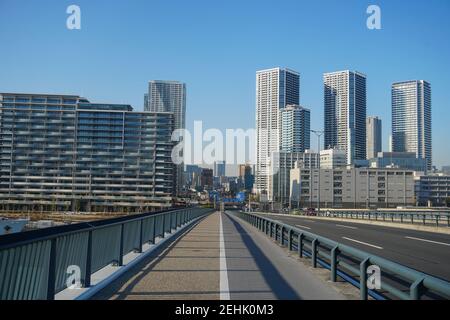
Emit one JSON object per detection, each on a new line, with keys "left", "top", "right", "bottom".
{"left": 392, "top": 80, "right": 432, "bottom": 170}
{"left": 0, "top": 93, "right": 175, "bottom": 212}
{"left": 146, "top": 80, "right": 187, "bottom": 194}
{"left": 366, "top": 116, "right": 382, "bottom": 159}
{"left": 280, "top": 105, "right": 310, "bottom": 153}
{"left": 255, "top": 67, "right": 300, "bottom": 195}
{"left": 214, "top": 160, "right": 226, "bottom": 177}
{"left": 324, "top": 70, "right": 366, "bottom": 165}
{"left": 200, "top": 168, "right": 213, "bottom": 190}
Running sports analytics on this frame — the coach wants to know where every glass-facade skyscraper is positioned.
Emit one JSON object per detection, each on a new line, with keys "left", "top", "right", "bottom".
{"left": 392, "top": 80, "right": 432, "bottom": 170}
{"left": 0, "top": 93, "right": 175, "bottom": 212}
{"left": 324, "top": 70, "right": 367, "bottom": 165}
{"left": 280, "top": 105, "right": 310, "bottom": 153}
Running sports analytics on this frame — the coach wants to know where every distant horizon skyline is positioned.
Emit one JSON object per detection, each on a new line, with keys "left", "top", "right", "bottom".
{"left": 1, "top": 0, "right": 449, "bottom": 169}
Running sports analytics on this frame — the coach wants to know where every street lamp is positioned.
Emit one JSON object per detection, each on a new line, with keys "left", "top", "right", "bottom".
{"left": 311, "top": 130, "right": 324, "bottom": 213}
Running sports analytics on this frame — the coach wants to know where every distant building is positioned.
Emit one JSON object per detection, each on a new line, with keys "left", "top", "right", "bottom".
{"left": 442, "top": 166, "right": 450, "bottom": 175}
{"left": 415, "top": 173, "right": 450, "bottom": 207}
{"left": 366, "top": 116, "right": 382, "bottom": 159}
{"left": 239, "top": 164, "right": 254, "bottom": 192}
{"left": 185, "top": 165, "right": 202, "bottom": 188}
{"left": 369, "top": 152, "right": 427, "bottom": 172}
{"left": 324, "top": 70, "right": 366, "bottom": 165}
{"left": 269, "top": 151, "right": 319, "bottom": 205}
{"left": 280, "top": 105, "right": 310, "bottom": 152}
{"left": 0, "top": 93, "right": 175, "bottom": 212}
{"left": 214, "top": 160, "right": 226, "bottom": 177}
{"left": 200, "top": 168, "right": 213, "bottom": 190}
{"left": 392, "top": 80, "right": 432, "bottom": 170}
{"left": 320, "top": 149, "right": 346, "bottom": 169}
{"left": 290, "top": 167, "right": 415, "bottom": 209}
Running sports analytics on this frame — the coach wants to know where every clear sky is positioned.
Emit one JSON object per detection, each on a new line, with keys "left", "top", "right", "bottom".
{"left": 1, "top": 0, "right": 449, "bottom": 169}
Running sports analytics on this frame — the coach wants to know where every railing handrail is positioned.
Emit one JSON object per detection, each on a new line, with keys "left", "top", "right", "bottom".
{"left": 238, "top": 211, "right": 450, "bottom": 300}
{"left": 0, "top": 206, "right": 194, "bottom": 250}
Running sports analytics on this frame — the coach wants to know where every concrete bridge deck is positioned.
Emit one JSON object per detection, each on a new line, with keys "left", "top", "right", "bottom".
{"left": 92, "top": 212, "right": 345, "bottom": 300}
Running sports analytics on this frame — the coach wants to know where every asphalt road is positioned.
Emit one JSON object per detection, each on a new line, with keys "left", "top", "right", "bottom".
{"left": 257, "top": 213, "right": 450, "bottom": 281}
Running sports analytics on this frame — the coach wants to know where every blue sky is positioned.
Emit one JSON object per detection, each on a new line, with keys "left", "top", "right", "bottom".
{"left": 1, "top": 0, "right": 449, "bottom": 167}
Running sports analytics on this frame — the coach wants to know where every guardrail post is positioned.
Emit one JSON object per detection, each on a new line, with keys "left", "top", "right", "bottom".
{"left": 280, "top": 226, "right": 284, "bottom": 246}
{"left": 410, "top": 278, "right": 424, "bottom": 300}
{"left": 360, "top": 258, "right": 369, "bottom": 300}
{"left": 84, "top": 230, "right": 93, "bottom": 288}
{"left": 118, "top": 224, "right": 124, "bottom": 266}
{"left": 400, "top": 214, "right": 403, "bottom": 223}
{"left": 411, "top": 214, "right": 414, "bottom": 225}
{"left": 288, "top": 229, "right": 293, "bottom": 250}
{"left": 169, "top": 212, "right": 172, "bottom": 233}
{"left": 162, "top": 214, "right": 166, "bottom": 237}
{"left": 330, "top": 246, "right": 339, "bottom": 282}
{"left": 423, "top": 214, "right": 426, "bottom": 225}
{"left": 298, "top": 233, "right": 304, "bottom": 258}
{"left": 46, "top": 238, "right": 57, "bottom": 300}
{"left": 137, "top": 219, "right": 143, "bottom": 253}
{"left": 152, "top": 216, "right": 156, "bottom": 244}
{"left": 447, "top": 215, "right": 450, "bottom": 227}
{"left": 311, "top": 238, "right": 318, "bottom": 268}
{"left": 436, "top": 215, "right": 439, "bottom": 227}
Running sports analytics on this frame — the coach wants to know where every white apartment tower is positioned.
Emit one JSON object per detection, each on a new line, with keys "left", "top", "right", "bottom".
{"left": 255, "top": 68, "right": 300, "bottom": 195}
{"left": 392, "top": 80, "right": 432, "bottom": 170}
{"left": 324, "top": 71, "right": 367, "bottom": 165}
{"left": 366, "top": 116, "right": 382, "bottom": 159}
{"left": 280, "top": 105, "right": 310, "bottom": 153}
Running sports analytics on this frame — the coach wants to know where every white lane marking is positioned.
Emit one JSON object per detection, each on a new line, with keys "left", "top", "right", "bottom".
{"left": 336, "top": 224, "right": 358, "bottom": 230}
{"left": 405, "top": 236, "right": 450, "bottom": 247}
{"left": 295, "top": 224, "right": 311, "bottom": 230}
{"left": 219, "top": 213, "right": 230, "bottom": 300}
{"left": 342, "top": 237, "right": 383, "bottom": 250}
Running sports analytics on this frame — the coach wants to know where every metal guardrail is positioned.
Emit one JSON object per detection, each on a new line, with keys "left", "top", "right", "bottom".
{"left": 0, "top": 207, "right": 213, "bottom": 300}
{"left": 292, "top": 210, "right": 450, "bottom": 227}
{"left": 235, "top": 211, "right": 450, "bottom": 300}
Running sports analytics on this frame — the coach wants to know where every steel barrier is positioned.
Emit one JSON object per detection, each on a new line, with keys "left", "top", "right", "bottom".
{"left": 0, "top": 207, "right": 213, "bottom": 300}
{"left": 292, "top": 210, "right": 450, "bottom": 227}
{"left": 235, "top": 211, "right": 450, "bottom": 300}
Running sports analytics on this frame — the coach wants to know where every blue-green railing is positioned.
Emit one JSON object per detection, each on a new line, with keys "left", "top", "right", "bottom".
{"left": 236, "top": 211, "right": 450, "bottom": 300}
{"left": 0, "top": 207, "right": 213, "bottom": 300}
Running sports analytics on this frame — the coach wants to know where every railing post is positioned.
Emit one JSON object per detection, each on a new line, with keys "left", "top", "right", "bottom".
{"left": 410, "top": 278, "right": 424, "bottom": 300}
{"left": 137, "top": 219, "right": 143, "bottom": 253}
{"left": 360, "top": 258, "right": 369, "bottom": 300}
{"left": 288, "top": 229, "right": 292, "bottom": 251}
{"left": 423, "top": 214, "right": 426, "bottom": 225}
{"left": 118, "top": 224, "right": 124, "bottom": 266}
{"left": 298, "top": 233, "right": 304, "bottom": 258}
{"left": 169, "top": 212, "right": 172, "bottom": 232}
{"left": 447, "top": 214, "right": 450, "bottom": 227}
{"left": 436, "top": 215, "right": 439, "bottom": 227}
{"left": 85, "top": 230, "right": 92, "bottom": 288}
{"left": 152, "top": 216, "right": 156, "bottom": 244}
{"left": 280, "top": 226, "right": 284, "bottom": 246}
{"left": 311, "top": 238, "right": 318, "bottom": 268}
{"left": 330, "top": 246, "right": 339, "bottom": 282}
{"left": 162, "top": 214, "right": 166, "bottom": 237}
{"left": 46, "top": 238, "right": 57, "bottom": 300}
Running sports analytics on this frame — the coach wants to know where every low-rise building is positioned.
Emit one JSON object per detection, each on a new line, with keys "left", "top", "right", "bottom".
{"left": 369, "top": 152, "right": 427, "bottom": 173}
{"left": 320, "top": 149, "right": 346, "bottom": 169}
{"left": 414, "top": 173, "right": 450, "bottom": 207}
{"left": 290, "top": 167, "right": 415, "bottom": 209}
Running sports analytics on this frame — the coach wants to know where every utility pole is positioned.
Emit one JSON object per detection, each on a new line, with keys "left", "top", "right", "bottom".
{"left": 311, "top": 130, "right": 324, "bottom": 213}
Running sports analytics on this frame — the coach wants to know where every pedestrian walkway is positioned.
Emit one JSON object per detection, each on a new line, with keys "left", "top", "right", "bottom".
{"left": 92, "top": 211, "right": 345, "bottom": 300}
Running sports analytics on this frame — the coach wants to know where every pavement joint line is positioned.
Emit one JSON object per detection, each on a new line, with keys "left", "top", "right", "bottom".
{"left": 219, "top": 212, "right": 230, "bottom": 300}
{"left": 405, "top": 236, "right": 450, "bottom": 247}
{"left": 336, "top": 224, "right": 358, "bottom": 230}
{"left": 342, "top": 237, "right": 383, "bottom": 250}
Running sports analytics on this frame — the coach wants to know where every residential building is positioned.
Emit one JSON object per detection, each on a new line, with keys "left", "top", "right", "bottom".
{"left": 255, "top": 67, "right": 300, "bottom": 195}
{"left": 214, "top": 160, "right": 226, "bottom": 178}
{"left": 200, "top": 168, "right": 213, "bottom": 190}
{"left": 0, "top": 93, "right": 175, "bottom": 212}
{"left": 324, "top": 70, "right": 366, "bottom": 165}
{"left": 280, "top": 105, "right": 310, "bottom": 152}
{"left": 392, "top": 80, "right": 432, "bottom": 170}
{"left": 146, "top": 80, "right": 186, "bottom": 194}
